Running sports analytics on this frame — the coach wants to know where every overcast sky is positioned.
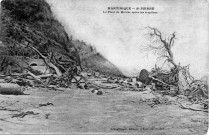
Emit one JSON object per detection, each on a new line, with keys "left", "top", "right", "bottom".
{"left": 46, "top": 0, "right": 206, "bottom": 78}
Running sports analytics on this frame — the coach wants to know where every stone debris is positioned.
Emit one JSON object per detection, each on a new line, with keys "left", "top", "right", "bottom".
{"left": 12, "top": 111, "right": 39, "bottom": 118}
{"left": 91, "top": 89, "right": 103, "bottom": 95}
{"left": 38, "top": 102, "right": 54, "bottom": 107}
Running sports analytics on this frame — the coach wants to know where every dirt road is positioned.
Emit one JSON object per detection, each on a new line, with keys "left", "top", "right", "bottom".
{"left": 0, "top": 82, "right": 208, "bottom": 135}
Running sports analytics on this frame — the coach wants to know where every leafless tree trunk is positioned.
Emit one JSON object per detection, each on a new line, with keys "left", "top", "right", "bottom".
{"left": 141, "top": 26, "right": 177, "bottom": 68}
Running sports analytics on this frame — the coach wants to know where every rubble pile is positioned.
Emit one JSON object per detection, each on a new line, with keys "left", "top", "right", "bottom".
{"left": 140, "top": 66, "right": 208, "bottom": 110}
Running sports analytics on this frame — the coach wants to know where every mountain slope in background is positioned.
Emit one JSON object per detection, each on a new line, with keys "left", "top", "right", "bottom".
{"left": 0, "top": 0, "right": 80, "bottom": 72}
{"left": 73, "top": 40, "right": 125, "bottom": 77}
{"left": 0, "top": 0, "right": 124, "bottom": 77}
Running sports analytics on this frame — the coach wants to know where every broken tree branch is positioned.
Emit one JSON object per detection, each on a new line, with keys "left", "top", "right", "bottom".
{"left": 25, "top": 45, "right": 62, "bottom": 76}
{"left": 150, "top": 76, "right": 173, "bottom": 86}
{"left": 178, "top": 102, "right": 208, "bottom": 112}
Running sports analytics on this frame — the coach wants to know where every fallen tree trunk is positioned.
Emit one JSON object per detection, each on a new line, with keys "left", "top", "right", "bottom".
{"left": 25, "top": 69, "right": 42, "bottom": 81}
{"left": 24, "top": 69, "right": 55, "bottom": 79}
{"left": 24, "top": 69, "right": 54, "bottom": 86}
{"left": 0, "top": 74, "right": 25, "bottom": 79}
{"left": 0, "top": 83, "right": 24, "bottom": 95}
{"left": 26, "top": 45, "right": 62, "bottom": 76}
{"left": 178, "top": 102, "right": 208, "bottom": 113}
{"left": 150, "top": 76, "right": 173, "bottom": 86}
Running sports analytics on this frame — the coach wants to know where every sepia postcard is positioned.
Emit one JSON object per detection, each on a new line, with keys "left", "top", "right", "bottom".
{"left": 0, "top": 0, "right": 208, "bottom": 134}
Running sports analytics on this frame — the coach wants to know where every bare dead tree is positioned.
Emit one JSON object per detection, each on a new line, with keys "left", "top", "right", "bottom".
{"left": 141, "top": 26, "right": 177, "bottom": 68}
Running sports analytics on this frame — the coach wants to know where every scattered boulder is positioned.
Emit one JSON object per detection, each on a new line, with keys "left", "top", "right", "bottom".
{"left": 83, "top": 83, "right": 88, "bottom": 89}
{"left": 135, "top": 82, "right": 142, "bottom": 88}
{"left": 91, "top": 89, "right": 103, "bottom": 95}
{"left": 107, "top": 77, "right": 116, "bottom": 83}
{"left": 126, "top": 78, "right": 132, "bottom": 82}
{"left": 91, "top": 89, "right": 97, "bottom": 93}
{"left": 114, "top": 80, "right": 119, "bottom": 83}
{"left": 203, "top": 99, "right": 208, "bottom": 109}
{"left": 96, "top": 90, "right": 103, "bottom": 95}
{"left": 30, "top": 66, "right": 50, "bottom": 74}
{"left": 77, "top": 83, "right": 88, "bottom": 89}
{"left": 137, "top": 69, "right": 152, "bottom": 85}
{"left": 87, "top": 73, "right": 92, "bottom": 77}
{"left": 77, "top": 84, "right": 84, "bottom": 89}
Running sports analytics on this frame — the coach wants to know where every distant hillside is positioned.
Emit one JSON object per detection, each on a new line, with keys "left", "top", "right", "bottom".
{"left": 0, "top": 0, "right": 124, "bottom": 77}
{"left": 73, "top": 40, "right": 125, "bottom": 77}
{"left": 0, "top": 0, "right": 80, "bottom": 72}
